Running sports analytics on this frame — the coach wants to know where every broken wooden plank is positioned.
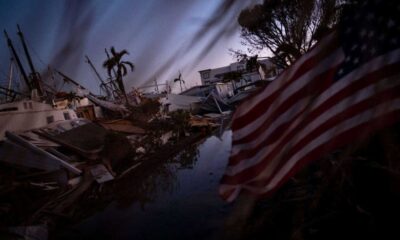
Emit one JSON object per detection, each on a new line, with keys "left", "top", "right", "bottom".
{"left": 46, "top": 148, "right": 73, "bottom": 162}
{"left": 99, "top": 122, "right": 146, "bottom": 134}
{"left": 118, "top": 162, "right": 142, "bottom": 179}
{"left": 18, "top": 131, "right": 60, "bottom": 148}
{"left": 0, "top": 140, "right": 61, "bottom": 172}
{"left": 5, "top": 131, "right": 82, "bottom": 175}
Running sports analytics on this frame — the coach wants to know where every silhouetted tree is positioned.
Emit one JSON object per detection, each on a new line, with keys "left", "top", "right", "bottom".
{"left": 245, "top": 54, "right": 260, "bottom": 72}
{"left": 103, "top": 47, "right": 134, "bottom": 101}
{"left": 173, "top": 71, "right": 185, "bottom": 93}
{"left": 238, "top": 0, "right": 345, "bottom": 68}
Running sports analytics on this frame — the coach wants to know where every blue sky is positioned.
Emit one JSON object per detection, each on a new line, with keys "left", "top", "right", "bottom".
{"left": 0, "top": 0, "right": 258, "bottom": 94}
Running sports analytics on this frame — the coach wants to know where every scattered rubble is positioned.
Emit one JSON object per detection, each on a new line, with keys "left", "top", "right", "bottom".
{"left": 0, "top": 94, "right": 230, "bottom": 238}
{"left": 0, "top": 23, "right": 236, "bottom": 239}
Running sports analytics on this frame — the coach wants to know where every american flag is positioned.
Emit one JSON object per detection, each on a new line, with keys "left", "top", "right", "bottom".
{"left": 220, "top": 0, "right": 400, "bottom": 202}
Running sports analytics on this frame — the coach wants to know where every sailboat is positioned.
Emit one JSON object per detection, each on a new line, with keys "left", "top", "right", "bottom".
{"left": 0, "top": 25, "right": 78, "bottom": 139}
{"left": 0, "top": 98, "right": 78, "bottom": 139}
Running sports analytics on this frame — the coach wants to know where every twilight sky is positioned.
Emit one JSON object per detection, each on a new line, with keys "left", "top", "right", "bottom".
{"left": 0, "top": 0, "right": 258, "bottom": 94}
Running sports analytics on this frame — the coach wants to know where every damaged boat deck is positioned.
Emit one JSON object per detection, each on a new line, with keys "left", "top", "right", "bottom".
{"left": 0, "top": 109, "right": 231, "bottom": 239}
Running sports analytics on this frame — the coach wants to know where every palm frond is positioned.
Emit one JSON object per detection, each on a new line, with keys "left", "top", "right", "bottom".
{"left": 120, "top": 64, "right": 127, "bottom": 76}
{"left": 121, "top": 49, "right": 129, "bottom": 56}
{"left": 121, "top": 61, "right": 134, "bottom": 72}
{"left": 103, "top": 59, "right": 116, "bottom": 77}
{"left": 110, "top": 46, "right": 117, "bottom": 57}
{"left": 103, "top": 59, "right": 112, "bottom": 68}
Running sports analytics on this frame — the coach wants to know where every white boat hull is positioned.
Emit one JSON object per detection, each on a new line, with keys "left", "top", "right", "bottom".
{"left": 0, "top": 100, "right": 77, "bottom": 139}
{"left": 164, "top": 94, "right": 204, "bottom": 112}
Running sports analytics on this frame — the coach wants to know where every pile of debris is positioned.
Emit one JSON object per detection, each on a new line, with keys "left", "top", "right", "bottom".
{"left": 0, "top": 96, "right": 228, "bottom": 239}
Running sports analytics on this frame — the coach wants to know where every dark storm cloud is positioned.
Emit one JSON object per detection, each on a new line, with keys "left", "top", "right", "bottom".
{"left": 41, "top": 0, "right": 95, "bottom": 85}
{"left": 137, "top": 0, "right": 254, "bottom": 87}
{"left": 0, "top": 0, "right": 259, "bottom": 93}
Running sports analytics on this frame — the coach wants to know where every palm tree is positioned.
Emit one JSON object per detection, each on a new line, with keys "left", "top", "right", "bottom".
{"left": 173, "top": 71, "right": 185, "bottom": 93}
{"left": 103, "top": 46, "right": 134, "bottom": 102}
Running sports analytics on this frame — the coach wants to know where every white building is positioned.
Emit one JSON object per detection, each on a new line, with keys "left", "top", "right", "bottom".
{"left": 198, "top": 58, "right": 278, "bottom": 87}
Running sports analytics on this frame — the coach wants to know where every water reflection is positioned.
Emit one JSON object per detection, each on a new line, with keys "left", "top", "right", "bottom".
{"left": 169, "top": 141, "right": 200, "bottom": 169}
{"left": 63, "top": 131, "right": 232, "bottom": 239}
{"left": 113, "top": 164, "right": 179, "bottom": 210}
{"left": 112, "top": 135, "right": 202, "bottom": 210}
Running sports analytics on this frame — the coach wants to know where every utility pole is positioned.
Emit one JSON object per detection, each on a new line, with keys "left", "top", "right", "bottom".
{"left": 179, "top": 71, "right": 183, "bottom": 93}
{"left": 154, "top": 78, "right": 159, "bottom": 94}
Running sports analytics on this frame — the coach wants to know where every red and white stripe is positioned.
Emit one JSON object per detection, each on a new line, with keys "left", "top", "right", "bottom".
{"left": 220, "top": 33, "right": 400, "bottom": 202}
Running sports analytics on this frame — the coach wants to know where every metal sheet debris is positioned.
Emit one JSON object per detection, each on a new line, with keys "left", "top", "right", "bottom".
{"left": 89, "top": 164, "right": 114, "bottom": 183}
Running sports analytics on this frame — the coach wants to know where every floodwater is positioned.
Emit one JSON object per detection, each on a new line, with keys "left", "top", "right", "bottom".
{"left": 62, "top": 131, "right": 233, "bottom": 240}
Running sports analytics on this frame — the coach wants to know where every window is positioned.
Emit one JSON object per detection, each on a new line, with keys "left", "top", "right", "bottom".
{"left": 202, "top": 72, "right": 210, "bottom": 79}
{"left": 28, "top": 102, "right": 33, "bottom": 109}
{"left": 46, "top": 116, "right": 54, "bottom": 124}
{"left": 63, "top": 112, "right": 71, "bottom": 120}
{"left": 23, "top": 102, "right": 28, "bottom": 109}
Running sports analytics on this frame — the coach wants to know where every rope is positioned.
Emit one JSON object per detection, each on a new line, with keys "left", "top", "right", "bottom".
{"left": 24, "top": 38, "right": 48, "bottom": 68}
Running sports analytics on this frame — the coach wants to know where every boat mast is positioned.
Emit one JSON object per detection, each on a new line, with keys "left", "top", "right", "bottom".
{"left": 3, "top": 30, "right": 32, "bottom": 92}
{"left": 7, "top": 57, "right": 14, "bottom": 101}
{"left": 104, "top": 48, "right": 120, "bottom": 96}
{"left": 85, "top": 55, "right": 106, "bottom": 85}
{"left": 0, "top": 85, "right": 27, "bottom": 102}
{"left": 85, "top": 55, "right": 111, "bottom": 98}
{"left": 57, "top": 70, "right": 97, "bottom": 98}
{"left": 17, "top": 24, "right": 43, "bottom": 96}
